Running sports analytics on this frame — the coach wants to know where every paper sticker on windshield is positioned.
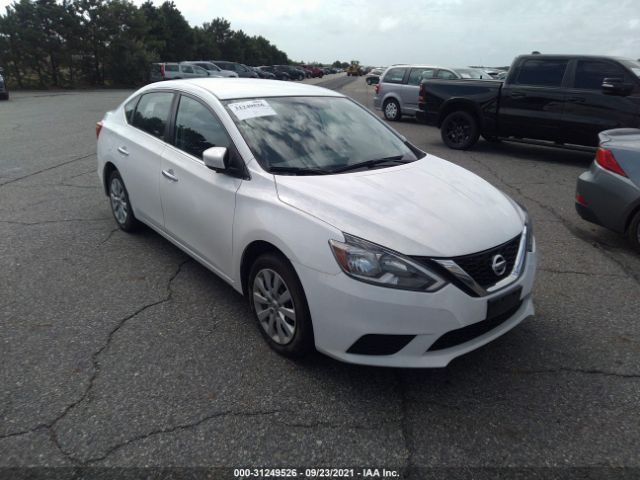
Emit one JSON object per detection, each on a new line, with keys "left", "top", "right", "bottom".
{"left": 228, "top": 99, "right": 277, "bottom": 121}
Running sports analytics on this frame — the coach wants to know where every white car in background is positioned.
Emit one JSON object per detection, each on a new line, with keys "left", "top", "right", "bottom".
{"left": 96, "top": 78, "right": 537, "bottom": 367}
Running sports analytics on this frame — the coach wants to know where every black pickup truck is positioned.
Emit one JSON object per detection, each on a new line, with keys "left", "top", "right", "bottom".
{"left": 418, "top": 54, "right": 640, "bottom": 150}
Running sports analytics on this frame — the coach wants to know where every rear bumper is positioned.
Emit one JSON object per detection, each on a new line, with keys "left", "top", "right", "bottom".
{"left": 575, "top": 162, "right": 639, "bottom": 233}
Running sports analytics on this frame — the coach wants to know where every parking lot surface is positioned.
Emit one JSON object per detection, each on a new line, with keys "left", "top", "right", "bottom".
{"left": 1, "top": 76, "right": 639, "bottom": 476}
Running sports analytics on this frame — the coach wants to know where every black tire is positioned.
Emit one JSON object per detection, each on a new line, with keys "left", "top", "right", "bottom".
{"left": 108, "top": 170, "right": 140, "bottom": 232}
{"left": 248, "top": 252, "right": 315, "bottom": 358}
{"left": 627, "top": 210, "right": 640, "bottom": 252}
{"left": 440, "top": 111, "right": 480, "bottom": 150}
{"left": 383, "top": 98, "right": 401, "bottom": 121}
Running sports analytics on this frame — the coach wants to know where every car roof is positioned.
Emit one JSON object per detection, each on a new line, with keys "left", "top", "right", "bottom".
{"left": 515, "top": 54, "right": 636, "bottom": 62}
{"left": 146, "top": 78, "right": 344, "bottom": 100}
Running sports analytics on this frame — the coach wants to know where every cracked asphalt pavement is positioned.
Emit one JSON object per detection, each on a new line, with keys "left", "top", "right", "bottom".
{"left": 1, "top": 76, "right": 639, "bottom": 477}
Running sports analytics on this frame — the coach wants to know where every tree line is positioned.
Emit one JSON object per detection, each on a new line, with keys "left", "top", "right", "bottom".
{"left": 0, "top": 0, "right": 293, "bottom": 88}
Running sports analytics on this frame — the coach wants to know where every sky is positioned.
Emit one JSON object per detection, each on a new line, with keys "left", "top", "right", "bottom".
{"left": 3, "top": 0, "right": 640, "bottom": 66}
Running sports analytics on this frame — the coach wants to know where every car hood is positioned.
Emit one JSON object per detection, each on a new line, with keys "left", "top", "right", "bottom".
{"left": 275, "top": 155, "right": 524, "bottom": 257}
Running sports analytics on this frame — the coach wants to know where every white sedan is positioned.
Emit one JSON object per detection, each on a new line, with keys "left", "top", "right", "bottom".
{"left": 96, "top": 78, "right": 537, "bottom": 368}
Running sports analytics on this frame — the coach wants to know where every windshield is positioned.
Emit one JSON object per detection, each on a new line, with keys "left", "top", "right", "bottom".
{"left": 453, "top": 68, "right": 487, "bottom": 79}
{"left": 224, "top": 97, "right": 421, "bottom": 174}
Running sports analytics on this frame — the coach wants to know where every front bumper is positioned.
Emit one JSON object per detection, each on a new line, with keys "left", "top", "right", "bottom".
{"left": 576, "top": 162, "right": 639, "bottom": 233}
{"left": 295, "top": 245, "right": 537, "bottom": 368}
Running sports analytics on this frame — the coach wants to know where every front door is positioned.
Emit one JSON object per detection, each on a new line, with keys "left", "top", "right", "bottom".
{"left": 160, "top": 94, "right": 242, "bottom": 279}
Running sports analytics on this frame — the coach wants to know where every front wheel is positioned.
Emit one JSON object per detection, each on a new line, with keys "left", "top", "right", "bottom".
{"left": 248, "top": 253, "right": 314, "bottom": 358}
{"left": 627, "top": 210, "right": 640, "bottom": 252}
{"left": 441, "top": 111, "right": 480, "bottom": 150}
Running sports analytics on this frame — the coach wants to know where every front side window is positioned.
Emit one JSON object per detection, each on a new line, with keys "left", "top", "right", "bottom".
{"left": 574, "top": 61, "right": 627, "bottom": 90}
{"left": 174, "top": 96, "right": 230, "bottom": 159}
{"left": 436, "top": 70, "right": 457, "bottom": 80}
{"left": 453, "top": 68, "right": 486, "bottom": 79}
{"left": 383, "top": 68, "right": 407, "bottom": 84}
{"left": 224, "top": 97, "right": 421, "bottom": 173}
{"left": 131, "top": 92, "right": 174, "bottom": 139}
{"left": 408, "top": 68, "right": 435, "bottom": 85}
{"left": 515, "top": 59, "right": 568, "bottom": 87}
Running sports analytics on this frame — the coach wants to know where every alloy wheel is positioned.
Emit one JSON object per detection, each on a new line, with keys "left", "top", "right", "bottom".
{"left": 446, "top": 116, "right": 471, "bottom": 146}
{"left": 252, "top": 268, "right": 296, "bottom": 345}
{"left": 110, "top": 177, "right": 128, "bottom": 225}
{"left": 385, "top": 102, "right": 398, "bottom": 119}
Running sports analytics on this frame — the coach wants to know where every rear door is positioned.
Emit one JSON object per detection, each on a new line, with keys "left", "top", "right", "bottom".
{"left": 499, "top": 58, "right": 569, "bottom": 141}
{"left": 160, "top": 94, "right": 242, "bottom": 278}
{"left": 404, "top": 67, "right": 436, "bottom": 114}
{"left": 562, "top": 59, "right": 640, "bottom": 146}
{"left": 119, "top": 91, "right": 174, "bottom": 229}
{"left": 380, "top": 67, "right": 408, "bottom": 109}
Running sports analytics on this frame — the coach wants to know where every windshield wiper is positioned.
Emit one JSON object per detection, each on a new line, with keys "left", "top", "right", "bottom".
{"left": 268, "top": 166, "right": 331, "bottom": 176}
{"left": 330, "top": 155, "right": 411, "bottom": 174}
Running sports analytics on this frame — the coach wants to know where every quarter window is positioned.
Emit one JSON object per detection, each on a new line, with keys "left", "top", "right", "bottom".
{"left": 383, "top": 68, "right": 407, "bottom": 84}
{"left": 131, "top": 92, "right": 174, "bottom": 139}
{"left": 574, "top": 61, "right": 627, "bottom": 90}
{"left": 124, "top": 96, "right": 139, "bottom": 124}
{"left": 408, "top": 68, "right": 435, "bottom": 85}
{"left": 515, "top": 59, "right": 568, "bottom": 87}
{"left": 174, "top": 96, "right": 230, "bottom": 159}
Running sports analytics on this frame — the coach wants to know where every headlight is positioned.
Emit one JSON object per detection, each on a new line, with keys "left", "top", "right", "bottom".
{"left": 329, "top": 234, "right": 446, "bottom": 292}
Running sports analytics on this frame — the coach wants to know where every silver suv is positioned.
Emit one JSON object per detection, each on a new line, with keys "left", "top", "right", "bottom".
{"left": 373, "top": 65, "right": 488, "bottom": 121}
{"left": 182, "top": 61, "right": 238, "bottom": 78}
{"left": 150, "top": 63, "right": 210, "bottom": 82}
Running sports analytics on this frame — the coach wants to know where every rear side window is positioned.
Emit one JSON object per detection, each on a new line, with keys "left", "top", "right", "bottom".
{"left": 515, "top": 59, "right": 568, "bottom": 87}
{"left": 165, "top": 64, "right": 178, "bottom": 72}
{"left": 131, "top": 92, "right": 174, "bottom": 139}
{"left": 408, "top": 68, "right": 435, "bottom": 85}
{"left": 174, "top": 96, "right": 230, "bottom": 159}
{"left": 383, "top": 68, "right": 407, "bottom": 84}
{"left": 181, "top": 65, "right": 194, "bottom": 74}
{"left": 574, "top": 61, "right": 627, "bottom": 90}
{"left": 124, "top": 96, "right": 139, "bottom": 124}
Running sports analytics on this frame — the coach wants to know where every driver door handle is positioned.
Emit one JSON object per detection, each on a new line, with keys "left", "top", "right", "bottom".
{"left": 117, "top": 146, "right": 129, "bottom": 156}
{"left": 162, "top": 169, "right": 178, "bottom": 182}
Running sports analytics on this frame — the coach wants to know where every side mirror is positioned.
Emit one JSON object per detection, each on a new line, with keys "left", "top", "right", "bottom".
{"left": 602, "top": 77, "right": 632, "bottom": 96}
{"left": 203, "top": 147, "right": 228, "bottom": 172}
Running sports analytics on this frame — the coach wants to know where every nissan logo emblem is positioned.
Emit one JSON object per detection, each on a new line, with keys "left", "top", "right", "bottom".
{"left": 491, "top": 254, "right": 507, "bottom": 276}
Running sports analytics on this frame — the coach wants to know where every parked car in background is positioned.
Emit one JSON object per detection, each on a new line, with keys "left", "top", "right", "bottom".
{"left": 365, "top": 67, "right": 384, "bottom": 85}
{"left": 150, "top": 62, "right": 210, "bottom": 82}
{"left": 303, "top": 65, "right": 324, "bottom": 78}
{"left": 96, "top": 78, "right": 536, "bottom": 367}
{"left": 259, "top": 66, "right": 290, "bottom": 81}
{"left": 374, "top": 64, "right": 442, "bottom": 121}
{"left": 0, "top": 67, "right": 8, "bottom": 100}
{"left": 211, "top": 61, "right": 259, "bottom": 78}
{"left": 274, "top": 65, "right": 305, "bottom": 81}
{"left": 183, "top": 61, "right": 238, "bottom": 78}
{"left": 576, "top": 129, "right": 640, "bottom": 251}
{"left": 252, "top": 66, "right": 276, "bottom": 79}
{"left": 418, "top": 54, "right": 640, "bottom": 150}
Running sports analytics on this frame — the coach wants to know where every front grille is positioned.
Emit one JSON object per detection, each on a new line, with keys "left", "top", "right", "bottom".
{"left": 427, "top": 299, "right": 522, "bottom": 352}
{"left": 412, "top": 234, "right": 522, "bottom": 296}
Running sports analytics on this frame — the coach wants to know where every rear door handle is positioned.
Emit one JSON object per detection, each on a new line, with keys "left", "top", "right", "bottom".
{"left": 162, "top": 169, "right": 178, "bottom": 182}
{"left": 117, "top": 146, "right": 129, "bottom": 156}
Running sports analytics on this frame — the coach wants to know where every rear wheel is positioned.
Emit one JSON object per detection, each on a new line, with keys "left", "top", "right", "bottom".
{"left": 383, "top": 99, "right": 401, "bottom": 121}
{"left": 248, "top": 253, "right": 314, "bottom": 358}
{"left": 441, "top": 111, "right": 480, "bottom": 150}
{"left": 108, "top": 170, "right": 140, "bottom": 232}
{"left": 627, "top": 210, "right": 640, "bottom": 252}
